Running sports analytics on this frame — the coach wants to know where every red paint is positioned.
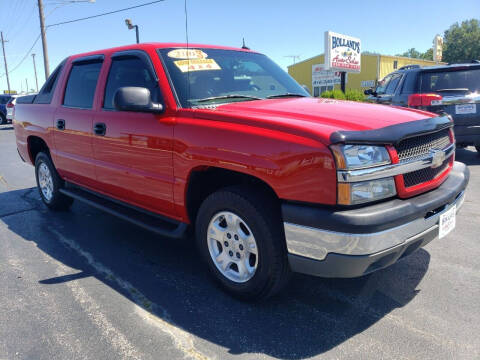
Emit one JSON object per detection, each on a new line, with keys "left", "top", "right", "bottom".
{"left": 13, "top": 43, "right": 452, "bottom": 224}
{"left": 408, "top": 93, "right": 443, "bottom": 107}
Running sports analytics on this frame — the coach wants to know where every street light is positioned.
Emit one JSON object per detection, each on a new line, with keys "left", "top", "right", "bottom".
{"left": 125, "top": 19, "right": 139, "bottom": 44}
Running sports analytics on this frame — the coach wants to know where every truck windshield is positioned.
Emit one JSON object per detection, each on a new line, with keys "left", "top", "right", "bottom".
{"left": 158, "top": 48, "right": 309, "bottom": 107}
{"left": 420, "top": 68, "right": 480, "bottom": 95}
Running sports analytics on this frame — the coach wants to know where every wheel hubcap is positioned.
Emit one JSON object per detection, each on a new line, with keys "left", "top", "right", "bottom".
{"left": 207, "top": 211, "right": 258, "bottom": 283}
{"left": 38, "top": 162, "right": 53, "bottom": 202}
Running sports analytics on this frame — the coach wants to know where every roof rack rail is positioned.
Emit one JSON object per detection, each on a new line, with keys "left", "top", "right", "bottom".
{"left": 398, "top": 64, "right": 421, "bottom": 71}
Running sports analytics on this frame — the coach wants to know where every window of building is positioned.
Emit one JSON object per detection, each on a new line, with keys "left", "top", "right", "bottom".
{"left": 313, "top": 85, "right": 334, "bottom": 97}
{"left": 393, "top": 60, "right": 398, "bottom": 69}
{"left": 103, "top": 56, "right": 159, "bottom": 110}
{"left": 63, "top": 61, "right": 102, "bottom": 109}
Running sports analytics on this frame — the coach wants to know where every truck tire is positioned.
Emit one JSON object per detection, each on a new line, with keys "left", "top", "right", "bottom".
{"left": 195, "top": 186, "right": 290, "bottom": 301}
{"left": 35, "top": 152, "right": 73, "bottom": 211}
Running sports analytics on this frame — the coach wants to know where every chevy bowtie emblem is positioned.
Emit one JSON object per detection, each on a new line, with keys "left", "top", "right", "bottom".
{"left": 430, "top": 149, "right": 446, "bottom": 168}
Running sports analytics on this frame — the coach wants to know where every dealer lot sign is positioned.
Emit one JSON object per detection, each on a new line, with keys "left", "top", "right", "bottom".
{"left": 324, "top": 31, "right": 361, "bottom": 73}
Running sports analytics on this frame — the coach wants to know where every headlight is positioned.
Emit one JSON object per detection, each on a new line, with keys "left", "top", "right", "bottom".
{"left": 338, "top": 177, "right": 397, "bottom": 205}
{"left": 331, "top": 144, "right": 391, "bottom": 169}
{"left": 331, "top": 144, "right": 396, "bottom": 205}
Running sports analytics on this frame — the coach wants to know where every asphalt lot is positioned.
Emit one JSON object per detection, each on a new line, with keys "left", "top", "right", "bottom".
{"left": 0, "top": 123, "right": 479, "bottom": 360}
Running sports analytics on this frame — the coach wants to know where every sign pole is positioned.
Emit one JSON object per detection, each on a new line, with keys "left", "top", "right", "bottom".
{"left": 340, "top": 72, "right": 346, "bottom": 93}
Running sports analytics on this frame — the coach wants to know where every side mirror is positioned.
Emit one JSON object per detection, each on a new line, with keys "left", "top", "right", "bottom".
{"left": 364, "top": 88, "right": 374, "bottom": 96}
{"left": 114, "top": 87, "right": 163, "bottom": 113}
{"left": 301, "top": 84, "right": 311, "bottom": 95}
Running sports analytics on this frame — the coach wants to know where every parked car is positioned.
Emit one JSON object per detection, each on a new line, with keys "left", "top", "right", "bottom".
{"left": 0, "top": 94, "right": 14, "bottom": 124}
{"left": 6, "top": 95, "right": 18, "bottom": 122}
{"left": 365, "top": 62, "right": 480, "bottom": 152}
{"left": 14, "top": 43, "right": 469, "bottom": 300}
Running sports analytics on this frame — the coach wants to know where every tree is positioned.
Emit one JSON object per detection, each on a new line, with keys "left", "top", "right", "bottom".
{"left": 443, "top": 19, "right": 480, "bottom": 63}
{"left": 396, "top": 47, "right": 433, "bottom": 60}
{"left": 397, "top": 48, "right": 422, "bottom": 59}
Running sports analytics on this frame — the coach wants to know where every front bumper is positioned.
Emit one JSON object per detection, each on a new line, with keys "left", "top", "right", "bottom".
{"left": 283, "top": 161, "right": 469, "bottom": 278}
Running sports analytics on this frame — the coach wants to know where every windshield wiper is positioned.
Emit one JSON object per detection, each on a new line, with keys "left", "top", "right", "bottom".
{"left": 196, "top": 94, "right": 262, "bottom": 103}
{"left": 266, "top": 93, "right": 308, "bottom": 99}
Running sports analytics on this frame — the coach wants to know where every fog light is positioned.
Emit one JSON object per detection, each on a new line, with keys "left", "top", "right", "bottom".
{"left": 338, "top": 177, "right": 396, "bottom": 205}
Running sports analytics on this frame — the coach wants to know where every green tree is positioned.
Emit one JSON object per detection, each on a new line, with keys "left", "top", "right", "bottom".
{"left": 422, "top": 48, "right": 433, "bottom": 61}
{"left": 397, "top": 48, "right": 422, "bottom": 59}
{"left": 443, "top": 19, "right": 480, "bottom": 63}
{"left": 396, "top": 48, "right": 432, "bottom": 60}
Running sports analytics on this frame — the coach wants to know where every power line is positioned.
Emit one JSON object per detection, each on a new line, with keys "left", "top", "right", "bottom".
{"left": 0, "top": 34, "right": 41, "bottom": 78}
{"left": 0, "top": 0, "right": 165, "bottom": 82}
{"left": 46, "top": 0, "right": 165, "bottom": 28}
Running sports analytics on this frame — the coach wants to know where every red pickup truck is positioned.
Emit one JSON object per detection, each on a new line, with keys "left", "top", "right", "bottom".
{"left": 14, "top": 43, "right": 469, "bottom": 300}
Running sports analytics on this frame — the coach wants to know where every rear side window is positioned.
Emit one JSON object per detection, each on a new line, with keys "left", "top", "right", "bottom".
{"left": 420, "top": 68, "right": 480, "bottom": 93}
{"left": 385, "top": 74, "right": 402, "bottom": 95}
{"left": 63, "top": 61, "right": 102, "bottom": 108}
{"left": 103, "top": 56, "right": 159, "bottom": 110}
{"left": 34, "top": 61, "right": 65, "bottom": 104}
{"left": 400, "top": 72, "right": 418, "bottom": 94}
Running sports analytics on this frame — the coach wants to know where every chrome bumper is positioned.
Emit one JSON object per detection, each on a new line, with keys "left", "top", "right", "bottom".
{"left": 284, "top": 191, "right": 465, "bottom": 262}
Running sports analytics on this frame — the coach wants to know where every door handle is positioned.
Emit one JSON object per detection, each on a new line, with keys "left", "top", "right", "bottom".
{"left": 94, "top": 122, "right": 106, "bottom": 136}
{"left": 56, "top": 119, "right": 65, "bottom": 130}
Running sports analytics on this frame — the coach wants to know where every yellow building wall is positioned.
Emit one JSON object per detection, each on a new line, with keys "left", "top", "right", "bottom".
{"left": 378, "top": 55, "right": 440, "bottom": 79}
{"left": 288, "top": 54, "right": 379, "bottom": 93}
{"left": 346, "top": 54, "right": 378, "bottom": 90}
{"left": 288, "top": 53, "right": 445, "bottom": 94}
{"left": 287, "top": 54, "right": 325, "bottom": 94}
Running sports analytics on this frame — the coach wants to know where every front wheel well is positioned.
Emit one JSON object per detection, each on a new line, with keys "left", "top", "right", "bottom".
{"left": 28, "top": 136, "right": 50, "bottom": 163}
{"left": 186, "top": 167, "right": 279, "bottom": 224}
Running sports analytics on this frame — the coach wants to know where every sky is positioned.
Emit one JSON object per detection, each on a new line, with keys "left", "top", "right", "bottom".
{"left": 0, "top": 0, "right": 478, "bottom": 93}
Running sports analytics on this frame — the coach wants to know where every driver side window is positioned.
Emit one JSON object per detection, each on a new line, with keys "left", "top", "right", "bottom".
{"left": 375, "top": 75, "right": 392, "bottom": 95}
{"left": 103, "top": 56, "right": 159, "bottom": 110}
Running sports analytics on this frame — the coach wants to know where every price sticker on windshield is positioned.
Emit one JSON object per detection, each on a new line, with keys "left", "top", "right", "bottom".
{"left": 174, "top": 59, "right": 221, "bottom": 73}
{"left": 168, "top": 49, "right": 208, "bottom": 59}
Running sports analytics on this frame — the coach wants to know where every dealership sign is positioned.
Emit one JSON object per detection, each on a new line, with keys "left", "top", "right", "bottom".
{"left": 312, "top": 64, "right": 344, "bottom": 87}
{"left": 324, "top": 31, "right": 361, "bottom": 73}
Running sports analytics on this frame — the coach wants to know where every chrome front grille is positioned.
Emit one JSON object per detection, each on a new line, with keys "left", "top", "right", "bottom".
{"left": 396, "top": 129, "right": 451, "bottom": 163}
{"left": 403, "top": 158, "right": 450, "bottom": 187}
{"left": 395, "top": 128, "right": 452, "bottom": 188}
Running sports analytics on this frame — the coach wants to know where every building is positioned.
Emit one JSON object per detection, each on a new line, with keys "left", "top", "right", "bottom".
{"left": 288, "top": 53, "right": 442, "bottom": 96}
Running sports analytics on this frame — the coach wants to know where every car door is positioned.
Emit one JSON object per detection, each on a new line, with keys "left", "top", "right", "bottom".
{"left": 53, "top": 55, "right": 103, "bottom": 188}
{"left": 376, "top": 73, "right": 402, "bottom": 105}
{"left": 393, "top": 71, "right": 418, "bottom": 107}
{"left": 92, "top": 50, "right": 174, "bottom": 216}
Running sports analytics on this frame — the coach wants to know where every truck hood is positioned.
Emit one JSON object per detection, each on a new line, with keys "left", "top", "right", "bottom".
{"left": 198, "top": 97, "right": 434, "bottom": 144}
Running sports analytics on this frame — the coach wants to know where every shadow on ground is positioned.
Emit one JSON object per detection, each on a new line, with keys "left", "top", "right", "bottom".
{"left": 1, "top": 187, "right": 430, "bottom": 359}
{"left": 456, "top": 147, "right": 480, "bottom": 166}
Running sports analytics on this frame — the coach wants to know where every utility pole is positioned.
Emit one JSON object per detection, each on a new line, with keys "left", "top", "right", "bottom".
{"left": 37, "top": 0, "right": 50, "bottom": 79}
{"left": 26, "top": 78, "right": 29, "bottom": 94}
{"left": 32, "top": 54, "right": 39, "bottom": 92}
{"left": 0, "top": 32, "right": 11, "bottom": 93}
{"left": 284, "top": 55, "right": 300, "bottom": 65}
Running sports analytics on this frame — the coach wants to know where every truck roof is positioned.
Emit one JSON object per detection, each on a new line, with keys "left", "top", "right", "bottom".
{"left": 68, "top": 42, "right": 256, "bottom": 61}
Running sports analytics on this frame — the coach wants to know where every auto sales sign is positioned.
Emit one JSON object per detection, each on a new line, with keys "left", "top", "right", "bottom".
{"left": 324, "top": 31, "right": 361, "bottom": 73}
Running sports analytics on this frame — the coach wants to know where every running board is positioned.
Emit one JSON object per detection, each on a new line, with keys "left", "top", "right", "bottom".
{"left": 59, "top": 185, "right": 187, "bottom": 239}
